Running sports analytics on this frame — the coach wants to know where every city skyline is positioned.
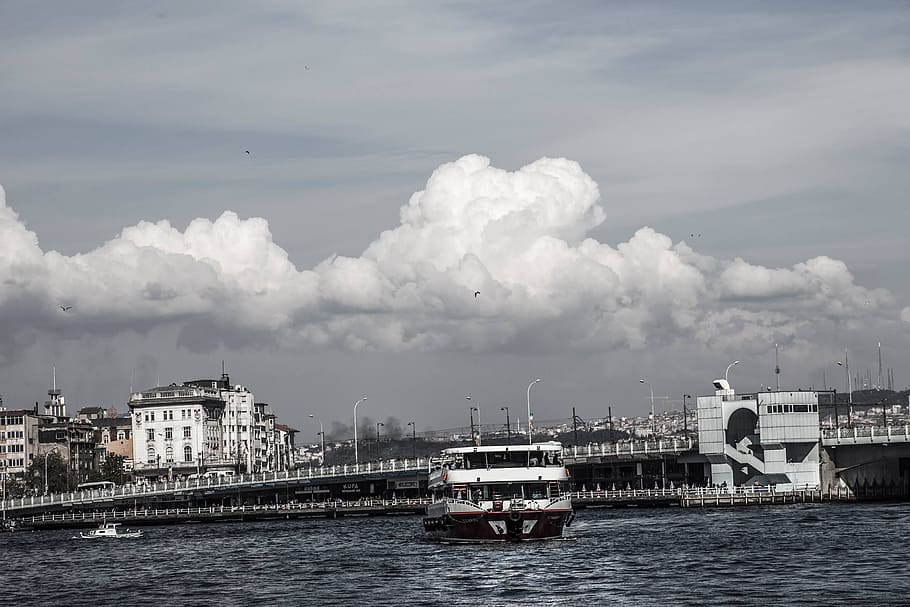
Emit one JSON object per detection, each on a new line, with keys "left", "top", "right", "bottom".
{"left": 1, "top": 2, "right": 909, "bottom": 435}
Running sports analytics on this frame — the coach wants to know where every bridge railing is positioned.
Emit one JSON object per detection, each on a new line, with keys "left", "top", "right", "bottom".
{"left": 564, "top": 437, "right": 696, "bottom": 459}
{"left": 569, "top": 483, "right": 821, "bottom": 500}
{"left": 16, "top": 497, "right": 435, "bottom": 524}
{"left": 0, "top": 457, "right": 432, "bottom": 513}
{"left": 821, "top": 425, "right": 910, "bottom": 444}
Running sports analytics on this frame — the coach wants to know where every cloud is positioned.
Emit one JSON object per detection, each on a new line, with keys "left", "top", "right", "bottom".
{"left": 0, "top": 155, "right": 900, "bottom": 362}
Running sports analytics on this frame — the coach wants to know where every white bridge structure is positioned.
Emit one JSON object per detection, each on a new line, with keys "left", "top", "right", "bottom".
{"left": 1, "top": 458, "right": 433, "bottom": 515}
{"left": 821, "top": 425, "right": 910, "bottom": 446}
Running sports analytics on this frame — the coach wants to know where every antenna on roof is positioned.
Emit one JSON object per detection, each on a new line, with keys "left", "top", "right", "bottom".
{"left": 774, "top": 343, "right": 780, "bottom": 390}
{"left": 878, "top": 341, "right": 883, "bottom": 390}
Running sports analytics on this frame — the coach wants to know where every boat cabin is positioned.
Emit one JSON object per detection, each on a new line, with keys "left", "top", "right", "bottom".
{"left": 436, "top": 442, "right": 564, "bottom": 471}
{"left": 430, "top": 442, "right": 570, "bottom": 504}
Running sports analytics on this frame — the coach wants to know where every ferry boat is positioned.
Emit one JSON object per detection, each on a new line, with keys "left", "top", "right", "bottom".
{"left": 423, "top": 442, "right": 574, "bottom": 542}
{"left": 79, "top": 522, "right": 143, "bottom": 539}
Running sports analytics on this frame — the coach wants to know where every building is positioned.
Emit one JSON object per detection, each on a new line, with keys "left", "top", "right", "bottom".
{"left": 95, "top": 415, "right": 134, "bottom": 470}
{"left": 186, "top": 375, "right": 259, "bottom": 474}
{"left": 0, "top": 408, "right": 42, "bottom": 475}
{"left": 274, "top": 423, "right": 298, "bottom": 471}
{"left": 696, "top": 378, "right": 821, "bottom": 488}
{"left": 128, "top": 383, "right": 228, "bottom": 480}
{"left": 34, "top": 380, "right": 97, "bottom": 483}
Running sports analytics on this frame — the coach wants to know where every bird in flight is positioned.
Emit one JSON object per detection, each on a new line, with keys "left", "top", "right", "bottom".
{"left": 60, "top": 305, "right": 73, "bottom": 312}
{"left": 474, "top": 291, "right": 480, "bottom": 298}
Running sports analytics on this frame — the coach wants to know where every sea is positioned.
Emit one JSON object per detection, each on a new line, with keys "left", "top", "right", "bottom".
{"left": 2, "top": 502, "right": 908, "bottom": 606}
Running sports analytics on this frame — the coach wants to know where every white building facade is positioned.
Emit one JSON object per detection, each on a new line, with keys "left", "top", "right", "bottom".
{"left": 128, "top": 383, "right": 227, "bottom": 479}
{"left": 697, "top": 379, "right": 821, "bottom": 489}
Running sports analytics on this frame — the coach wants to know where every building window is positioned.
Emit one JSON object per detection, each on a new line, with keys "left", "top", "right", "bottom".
{"left": 147, "top": 429, "right": 155, "bottom": 442}
{"left": 183, "top": 426, "right": 191, "bottom": 439}
{"left": 165, "top": 446, "right": 174, "bottom": 462}
{"left": 148, "top": 446, "right": 156, "bottom": 463}
{"left": 184, "top": 445, "right": 193, "bottom": 462}
{"left": 117, "top": 431, "right": 125, "bottom": 441}
{"left": 165, "top": 427, "right": 173, "bottom": 440}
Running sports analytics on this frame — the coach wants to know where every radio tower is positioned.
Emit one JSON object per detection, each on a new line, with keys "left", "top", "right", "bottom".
{"left": 878, "top": 342, "right": 883, "bottom": 390}
{"left": 774, "top": 343, "right": 780, "bottom": 390}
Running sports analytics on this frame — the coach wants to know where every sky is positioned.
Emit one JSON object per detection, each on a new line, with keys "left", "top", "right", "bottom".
{"left": 1, "top": 1, "right": 909, "bottom": 441}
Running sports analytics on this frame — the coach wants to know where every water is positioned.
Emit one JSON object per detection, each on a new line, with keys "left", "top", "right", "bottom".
{"left": 2, "top": 502, "right": 909, "bottom": 606}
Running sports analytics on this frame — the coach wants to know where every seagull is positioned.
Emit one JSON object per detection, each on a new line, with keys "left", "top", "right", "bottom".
{"left": 474, "top": 291, "right": 480, "bottom": 298}
{"left": 244, "top": 150, "right": 250, "bottom": 155}
{"left": 60, "top": 305, "right": 72, "bottom": 312}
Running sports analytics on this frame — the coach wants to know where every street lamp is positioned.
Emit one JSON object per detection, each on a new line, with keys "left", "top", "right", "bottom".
{"left": 466, "top": 396, "right": 481, "bottom": 445}
{"left": 407, "top": 421, "right": 416, "bottom": 460}
{"left": 837, "top": 351, "right": 853, "bottom": 426}
{"left": 527, "top": 378, "right": 541, "bottom": 445}
{"left": 639, "top": 379, "right": 655, "bottom": 436}
{"left": 353, "top": 396, "right": 367, "bottom": 466}
{"left": 309, "top": 414, "right": 325, "bottom": 466}
{"left": 376, "top": 422, "right": 384, "bottom": 459}
{"left": 725, "top": 360, "right": 741, "bottom": 384}
{"left": 501, "top": 406, "right": 511, "bottom": 444}
{"left": 683, "top": 394, "right": 693, "bottom": 437}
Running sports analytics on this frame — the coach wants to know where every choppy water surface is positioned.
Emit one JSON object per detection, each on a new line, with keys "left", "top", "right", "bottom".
{"left": 3, "top": 502, "right": 909, "bottom": 606}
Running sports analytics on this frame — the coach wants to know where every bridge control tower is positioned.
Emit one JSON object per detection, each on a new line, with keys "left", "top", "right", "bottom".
{"left": 696, "top": 379, "right": 820, "bottom": 489}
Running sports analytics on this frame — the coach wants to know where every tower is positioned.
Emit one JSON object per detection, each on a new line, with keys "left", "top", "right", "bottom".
{"left": 45, "top": 365, "right": 66, "bottom": 420}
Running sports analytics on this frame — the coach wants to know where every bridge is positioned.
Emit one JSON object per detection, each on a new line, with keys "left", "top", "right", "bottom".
{"left": 1, "top": 457, "right": 432, "bottom": 516}
{"left": 821, "top": 425, "right": 910, "bottom": 446}
{"left": 4, "top": 432, "right": 907, "bottom": 522}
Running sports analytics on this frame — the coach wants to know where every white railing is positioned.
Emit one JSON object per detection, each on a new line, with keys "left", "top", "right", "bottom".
{"left": 569, "top": 483, "right": 821, "bottom": 500}
{"left": 0, "top": 457, "right": 432, "bottom": 513}
{"left": 564, "top": 438, "right": 696, "bottom": 459}
{"left": 17, "top": 498, "right": 434, "bottom": 524}
{"left": 821, "top": 425, "right": 910, "bottom": 445}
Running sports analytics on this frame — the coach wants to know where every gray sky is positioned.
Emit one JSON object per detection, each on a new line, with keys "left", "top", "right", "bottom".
{"left": 1, "top": 1, "right": 909, "bottom": 440}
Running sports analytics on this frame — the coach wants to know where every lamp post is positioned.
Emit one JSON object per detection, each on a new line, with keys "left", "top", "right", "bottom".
{"left": 353, "top": 396, "right": 367, "bottom": 466}
{"left": 639, "top": 379, "right": 655, "bottom": 436}
{"left": 309, "top": 414, "right": 324, "bottom": 466}
{"left": 527, "top": 378, "right": 541, "bottom": 445}
{"left": 501, "top": 406, "right": 511, "bottom": 444}
{"left": 466, "top": 396, "right": 478, "bottom": 445}
{"left": 375, "top": 422, "right": 384, "bottom": 459}
{"left": 407, "top": 421, "right": 416, "bottom": 461}
{"left": 837, "top": 351, "right": 853, "bottom": 426}
{"left": 725, "top": 360, "right": 741, "bottom": 384}
{"left": 683, "top": 394, "right": 692, "bottom": 438}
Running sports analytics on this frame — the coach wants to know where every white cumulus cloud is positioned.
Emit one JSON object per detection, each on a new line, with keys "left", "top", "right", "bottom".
{"left": 0, "top": 155, "right": 900, "bottom": 362}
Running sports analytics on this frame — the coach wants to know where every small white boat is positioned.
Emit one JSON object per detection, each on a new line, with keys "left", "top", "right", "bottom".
{"left": 79, "top": 522, "right": 144, "bottom": 539}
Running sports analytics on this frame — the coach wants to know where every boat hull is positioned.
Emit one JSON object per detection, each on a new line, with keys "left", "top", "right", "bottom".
{"left": 423, "top": 505, "right": 573, "bottom": 542}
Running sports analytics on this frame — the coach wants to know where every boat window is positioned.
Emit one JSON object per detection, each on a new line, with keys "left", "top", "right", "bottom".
{"left": 464, "top": 453, "right": 486, "bottom": 469}
{"left": 486, "top": 451, "right": 530, "bottom": 467}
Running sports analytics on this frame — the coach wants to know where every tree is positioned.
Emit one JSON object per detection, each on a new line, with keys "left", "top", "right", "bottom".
{"left": 25, "top": 452, "right": 70, "bottom": 495}
{"left": 99, "top": 454, "right": 126, "bottom": 484}
{"left": 1, "top": 472, "right": 26, "bottom": 499}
